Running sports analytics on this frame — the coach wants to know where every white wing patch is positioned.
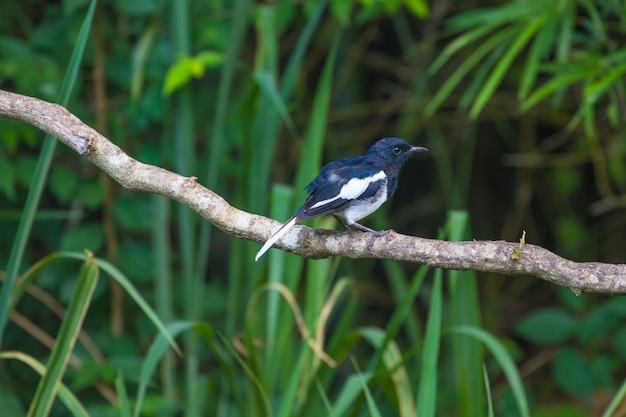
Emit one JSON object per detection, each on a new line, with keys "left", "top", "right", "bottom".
{"left": 310, "top": 170, "right": 386, "bottom": 209}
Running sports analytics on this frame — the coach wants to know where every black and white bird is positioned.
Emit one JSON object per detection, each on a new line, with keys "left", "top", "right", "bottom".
{"left": 255, "top": 137, "right": 428, "bottom": 261}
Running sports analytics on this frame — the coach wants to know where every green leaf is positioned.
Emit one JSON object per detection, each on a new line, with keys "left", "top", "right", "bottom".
{"left": 196, "top": 50, "right": 225, "bottom": 68}
{"left": 77, "top": 181, "right": 104, "bottom": 209}
{"left": 0, "top": 153, "right": 16, "bottom": 200}
{"left": 331, "top": 0, "right": 352, "bottom": 26}
{"left": 0, "top": 385, "right": 25, "bottom": 416}
{"left": 15, "top": 156, "right": 38, "bottom": 187}
{"left": 578, "top": 301, "right": 626, "bottom": 343}
{"left": 113, "top": 195, "right": 153, "bottom": 231}
{"left": 60, "top": 223, "right": 105, "bottom": 252}
{"left": 163, "top": 50, "right": 224, "bottom": 96}
{"left": 114, "top": 0, "right": 161, "bottom": 16}
{"left": 50, "top": 166, "right": 78, "bottom": 203}
{"left": 405, "top": 0, "right": 429, "bottom": 18}
{"left": 117, "top": 242, "right": 154, "bottom": 282}
{"left": 552, "top": 347, "right": 594, "bottom": 399}
{"left": 162, "top": 56, "right": 194, "bottom": 96}
{"left": 614, "top": 326, "right": 626, "bottom": 361}
{"left": 514, "top": 308, "right": 577, "bottom": 344}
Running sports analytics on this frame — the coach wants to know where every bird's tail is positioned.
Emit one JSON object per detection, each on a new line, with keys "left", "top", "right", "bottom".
{"left": 255, "top": 217, "right": 298, "bottom": 261}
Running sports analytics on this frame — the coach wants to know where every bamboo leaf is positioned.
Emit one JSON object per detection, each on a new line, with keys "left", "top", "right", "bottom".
{"left": 584, "top": 61, "right": 626, "bottom": 106}
{"left": 426, "top": 25, "right": 518, "bottom": 117}
{"left": 521, "top": 68, "right": 591, "bottom": 111}
{"left": 519, "top": 18, "right": 557, "bottom": 99}
{"left": 428, "top": 22, "right": 503, "bottom": 75}
{"left": 470, "top": 15, "right": 547, "bottom": 118}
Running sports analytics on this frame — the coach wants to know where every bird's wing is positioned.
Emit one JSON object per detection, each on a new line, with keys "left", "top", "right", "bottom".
{"left": 298, "top": 165, "right": 387, "bottom": 219}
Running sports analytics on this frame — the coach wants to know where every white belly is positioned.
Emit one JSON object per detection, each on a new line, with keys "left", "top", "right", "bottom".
{"left": 343, "top": 183, "right": 387, "bottom": 224}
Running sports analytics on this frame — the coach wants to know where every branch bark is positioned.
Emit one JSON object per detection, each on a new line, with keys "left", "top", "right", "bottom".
{"left": 2, "top": 89, "right": 625, "bottom": 294}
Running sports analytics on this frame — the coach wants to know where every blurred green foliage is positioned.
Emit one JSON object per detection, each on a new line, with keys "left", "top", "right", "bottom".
{"left": 2, "top": 0, "right": 626, "bottom": 416}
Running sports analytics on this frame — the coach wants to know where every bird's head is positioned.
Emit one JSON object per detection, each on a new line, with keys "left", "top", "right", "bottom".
{"left": 365, "top": 137, "right": 428, "bottom": 165}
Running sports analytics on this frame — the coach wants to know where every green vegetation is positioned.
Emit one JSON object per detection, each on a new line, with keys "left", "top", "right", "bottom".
{"left": 1, "top": 0, "right": 626, "bottom": 416}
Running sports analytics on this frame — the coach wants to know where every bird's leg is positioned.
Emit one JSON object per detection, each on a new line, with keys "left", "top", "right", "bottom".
{"left": 348, "top": 222, "right": 392, "bottom": 250}
{"left": 349, "top": 221, "right": 389, "bottom": 235}
{"left": 333, "top": 214, "right": 352, "bottom": 232}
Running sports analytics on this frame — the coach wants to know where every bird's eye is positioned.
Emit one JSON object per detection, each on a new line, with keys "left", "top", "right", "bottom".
{"left": 392, "top": 147, "right": 401, "bottom": 155}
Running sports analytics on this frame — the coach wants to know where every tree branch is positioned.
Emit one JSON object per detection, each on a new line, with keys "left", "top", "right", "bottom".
{"left": 1, "top": 89, "right": 625, "bottom": 294}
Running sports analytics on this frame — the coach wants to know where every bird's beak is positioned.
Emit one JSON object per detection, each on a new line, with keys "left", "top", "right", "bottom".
{"left": 410, "top": 146, "right": 428, "bottom": 153}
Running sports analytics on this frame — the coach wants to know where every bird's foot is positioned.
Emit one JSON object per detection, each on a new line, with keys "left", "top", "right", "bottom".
{"left": 366, "top": 229, "right": 393, "bottom": 250}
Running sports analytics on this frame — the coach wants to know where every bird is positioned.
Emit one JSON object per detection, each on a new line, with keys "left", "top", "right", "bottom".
{"left": 255, "top": 137, "right": 428, "bottom": 261}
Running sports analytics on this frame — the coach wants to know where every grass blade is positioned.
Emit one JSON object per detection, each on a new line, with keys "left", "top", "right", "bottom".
{"left": 0, "top": 351, "right": 89, "bottom": 417}
{"left": 253, "top": 71, "right": 299, "bottom": 138}
{"left": 170, "top": 0, "right": 202, "bottom": 413}
{"left": 280, "top": 1, "right": 326, "bottom": 98}
{"left": 483, "top": 364, "right": 495, "bottom": 417}
{"left": 0, "top": 0, "right": 96, "bottom": 346}
{"left": 115, "top": 371, "right": 132, "bottom": 417}
{"left": 61, "top": 252, "right": 180, "bottom": 354}
{"left": 416, "top": 268, "right": 442, "bottom": 417}
{"left": 195, "top": 0, "right": 253, "bottom": 281}
{"left": 133, "top": 321, "right": 198, "bottom": 417}
{"left": 27, "top": 251, "right": 99, "bottom": 417}
{"left": 292, "top": 33, "right": 340, "bottom": 200}
{"left": 601, "top": 374, "right": 626, "bottom": 417}
{"left": 350, "top": 357, "right": 383, "bottom": 417}
{"left": 152, "top": 195, "right": 175, "bottom": 398}
{"left": 360, "top": 327, "right": 415, "bottom": 417}
{"left": 450, "top": 325, "right": 530, "bottom": 417}
{"left": 328, "top": 372, "right": 373, "bottom": 417}
{"left": 446, "top": 211, "right": 483, "bottom": 417}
